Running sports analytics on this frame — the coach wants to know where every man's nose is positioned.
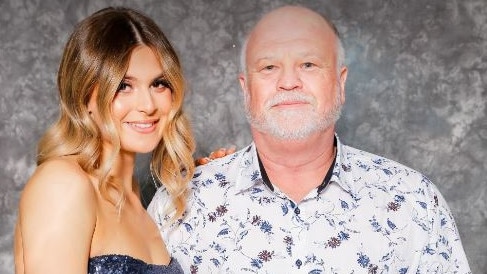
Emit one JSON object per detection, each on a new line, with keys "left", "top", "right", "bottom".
{"left": 277, "top": 67, "right": 302, "bottom": 91}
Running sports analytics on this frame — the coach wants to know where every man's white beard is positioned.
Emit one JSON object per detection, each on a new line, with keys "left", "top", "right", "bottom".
{"left": 246, "top": 90, "right": 342, "bottom": 140}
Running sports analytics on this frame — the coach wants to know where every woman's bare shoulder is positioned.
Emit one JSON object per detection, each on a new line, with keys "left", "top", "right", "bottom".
{"left": 19, "top": 157, "right": 97, "bottom": 214}
{"left": 17, "top": 157, "right": 98, "bottom": 271}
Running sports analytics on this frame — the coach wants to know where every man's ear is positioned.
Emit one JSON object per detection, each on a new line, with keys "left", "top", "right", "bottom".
{"left": 238, "top": 73, "right": 248, "bottom": 95}
{"left": 338, "top": 66, "right": 348, "bottom": 104}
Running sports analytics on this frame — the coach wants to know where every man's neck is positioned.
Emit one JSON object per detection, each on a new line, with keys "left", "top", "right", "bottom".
{"left": 252, "top": 128, "right": 336, "bottom": 202}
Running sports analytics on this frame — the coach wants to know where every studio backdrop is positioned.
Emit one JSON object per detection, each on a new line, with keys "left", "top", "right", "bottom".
{"left": 1, "top": 0, "right": 485, "bottom": 273}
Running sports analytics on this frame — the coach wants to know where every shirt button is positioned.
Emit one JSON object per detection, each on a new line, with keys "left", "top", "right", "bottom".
{"left": 289, "top": 200, "right": 296, "bottom": 208}
{"left": 294, "top": 207, "right": 300, "bottom": 214}
{"left": 295, "top": 259, "right": 302, "bottom": 268}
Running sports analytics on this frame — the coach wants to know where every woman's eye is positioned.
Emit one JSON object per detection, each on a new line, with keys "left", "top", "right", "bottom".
{"left": 153, "top": 79, "right": 170, "bottom": 89}
{"left": 117, "top": 82, "right": 130, "bottom": 92}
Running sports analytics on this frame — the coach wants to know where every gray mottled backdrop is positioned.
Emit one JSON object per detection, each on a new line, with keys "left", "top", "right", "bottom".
{"left": 1, "top": 0, "right": 485, "bottom": 273}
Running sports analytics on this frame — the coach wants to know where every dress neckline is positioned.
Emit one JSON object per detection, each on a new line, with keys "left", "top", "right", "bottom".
{"left": 89, "top": 254, "right": 172, "bottom": 267}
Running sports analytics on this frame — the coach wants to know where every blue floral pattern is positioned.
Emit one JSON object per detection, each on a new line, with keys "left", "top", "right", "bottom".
{"left": 148, "top": 136, "right": 471, "bottom": 273}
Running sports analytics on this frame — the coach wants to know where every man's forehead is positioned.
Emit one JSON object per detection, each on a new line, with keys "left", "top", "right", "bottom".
{"left": 247, "top": 37, "right": 333, "bottom": 61}
{"left": 246, "top": 19, "right": 336, "bottom": 58}
{"left": 250, "top": 7, "right": 333, "bottom": 37}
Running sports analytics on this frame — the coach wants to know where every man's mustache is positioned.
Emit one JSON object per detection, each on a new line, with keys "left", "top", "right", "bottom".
{"left": 265, "top": 91, "right": 316, "bottom": 109}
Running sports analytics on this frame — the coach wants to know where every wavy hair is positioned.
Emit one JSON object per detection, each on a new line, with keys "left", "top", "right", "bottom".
{"left": 37, "top": 7, "right": 195, "bottom": 217}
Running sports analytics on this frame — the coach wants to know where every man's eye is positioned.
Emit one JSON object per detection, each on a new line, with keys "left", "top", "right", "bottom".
{"left": 262, "top": 65, "right": 275, "bottom": 71}
{"left": 303, "top": 62, "right": 315, "bottom": 68}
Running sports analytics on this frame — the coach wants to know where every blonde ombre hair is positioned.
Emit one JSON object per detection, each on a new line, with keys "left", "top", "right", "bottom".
{"left": 37, "top": 7, "right": 195, "bottom": 218}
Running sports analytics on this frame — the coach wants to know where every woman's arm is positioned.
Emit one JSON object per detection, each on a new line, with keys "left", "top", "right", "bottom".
{"left": 16, "top": 159, "right": 97, "bottom": 274}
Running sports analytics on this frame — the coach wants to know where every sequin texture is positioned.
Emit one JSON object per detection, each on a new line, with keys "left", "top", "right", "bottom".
{"left": 88, "top": 254, "right": 183, "bottom": 274}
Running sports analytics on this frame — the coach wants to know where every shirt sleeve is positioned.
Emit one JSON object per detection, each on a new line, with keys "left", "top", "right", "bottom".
{"left": 147, "top": 186, "right": 201, "bottom": 272}
{"left": 147, "top": 187, "right": 172, "bottom": 239}
{"left": 417, "top": 179, "right": 472, "bottom": 273}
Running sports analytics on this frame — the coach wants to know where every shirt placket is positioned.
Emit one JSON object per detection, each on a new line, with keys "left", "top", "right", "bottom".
{"left": 288, "top": 198, "right": 311, "bottom": 271}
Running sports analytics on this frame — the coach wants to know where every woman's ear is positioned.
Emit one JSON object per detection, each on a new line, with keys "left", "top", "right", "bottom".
{"left": 87, "top": 87, "right": 98, "bottom": 115}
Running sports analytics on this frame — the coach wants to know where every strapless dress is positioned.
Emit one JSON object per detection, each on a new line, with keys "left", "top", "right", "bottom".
{"left": 88, "top": 254, "right": 183, "bottom": 274}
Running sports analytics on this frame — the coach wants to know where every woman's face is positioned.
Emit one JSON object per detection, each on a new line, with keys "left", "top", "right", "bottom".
{"left": 89, "top": 45, "right": 173, "bottom": 154}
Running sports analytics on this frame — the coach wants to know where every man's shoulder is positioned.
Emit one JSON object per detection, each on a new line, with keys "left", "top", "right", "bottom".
{"left": 341, "top": 143, "right": 426, "bottom": 178}
{"left": 339, "top": 143, "right": 444, "bottom": 210}
{"left": 193, "top": 143, "right": 254, "bottom": 180}
{"left": 150, "top": 143, "right": 256, "bottom": 215}
{"left": 186, "top": 143, "right": 259, "bottom": 203}
{"left": 339, "top": 142, "right": 437, "bottom": 196}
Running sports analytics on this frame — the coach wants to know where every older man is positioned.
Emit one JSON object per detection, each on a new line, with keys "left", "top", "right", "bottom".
{"left": 149, "top": 5, "right": 471, "bottom": 273}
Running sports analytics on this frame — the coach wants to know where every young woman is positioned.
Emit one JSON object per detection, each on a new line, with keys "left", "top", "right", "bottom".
{"left": 14, "top": 7, "right": 194, "bottom": 273}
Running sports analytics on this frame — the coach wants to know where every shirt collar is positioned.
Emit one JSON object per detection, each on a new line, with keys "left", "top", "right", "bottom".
{"left": 233, "top": 144, "right": 262, "bottom": 195}
{"left": 233, "top": 134, "right": 359, "bottom": 199}
{"left": 257, "top": 137, "right": 337, "bottom": 194}
{"left": 331, "top": 134, "right": 359, "bottom": 198}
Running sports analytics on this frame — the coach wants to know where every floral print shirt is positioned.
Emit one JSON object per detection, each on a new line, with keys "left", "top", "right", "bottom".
{"left": 148, "top": 136, "right": 471, "bottom": 274}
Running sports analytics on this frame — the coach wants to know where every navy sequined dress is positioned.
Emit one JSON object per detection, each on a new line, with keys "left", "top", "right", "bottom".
{"left": 88, "top": 254, "right": 184, "bottom": 274}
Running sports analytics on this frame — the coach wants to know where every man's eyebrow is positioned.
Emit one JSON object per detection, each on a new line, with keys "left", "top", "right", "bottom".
{"left": 254, "top": 56, "right": 275, "bottom": 63}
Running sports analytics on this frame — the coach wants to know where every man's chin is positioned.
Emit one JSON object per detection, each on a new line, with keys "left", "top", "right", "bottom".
{"left": 263, "top": 123, "right": 320, "bottom": 140}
